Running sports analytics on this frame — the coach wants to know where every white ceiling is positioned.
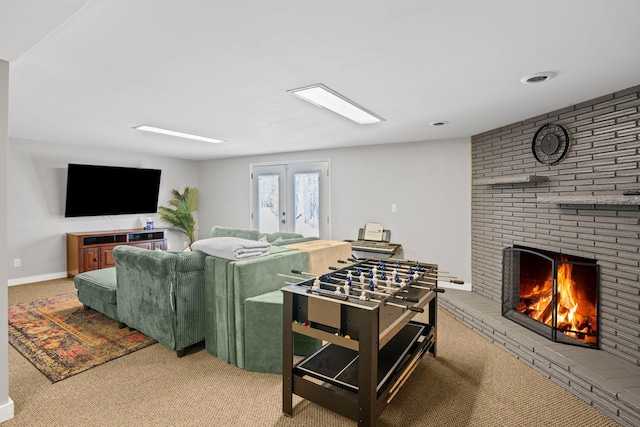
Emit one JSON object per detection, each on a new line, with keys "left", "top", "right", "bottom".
{"left": 3, "top": 0, "right": 640, "bottom": 161}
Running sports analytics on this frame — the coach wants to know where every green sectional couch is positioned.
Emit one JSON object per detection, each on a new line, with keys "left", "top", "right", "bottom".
{"left": 78, "top": 225, "right": 325, "bottom": 368}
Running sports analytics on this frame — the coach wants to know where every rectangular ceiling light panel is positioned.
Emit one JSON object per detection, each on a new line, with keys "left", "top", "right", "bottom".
{"left": 288, "top": 84, "right": 384, "bottom": 125}
{"left": 134, "top": 125, "right": 223, "bottom": 143}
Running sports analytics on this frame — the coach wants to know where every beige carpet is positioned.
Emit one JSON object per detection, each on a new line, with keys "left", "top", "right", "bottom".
{"left": 5, "top": 278, "right": 621, "bottom": 427}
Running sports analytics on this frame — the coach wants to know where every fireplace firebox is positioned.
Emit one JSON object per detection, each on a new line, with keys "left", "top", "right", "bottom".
{"left": 502, "top": 246, "right": 600, "bottom": 349}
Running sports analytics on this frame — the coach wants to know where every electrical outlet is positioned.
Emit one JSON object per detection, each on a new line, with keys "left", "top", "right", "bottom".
{"left": 391, "top": 203, "right": 397, "bottom": 213}
{"left": 13, "top": 258, "right": 21, "bottom": 267}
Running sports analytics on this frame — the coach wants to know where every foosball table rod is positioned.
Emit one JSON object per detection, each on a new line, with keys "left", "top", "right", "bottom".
{"left": 279, "top": 274, "right": 425, "bottom": 312}
{"left": 326, "top": 266, "right": 450, "bottom": 291}
{"left": 290, "top": 269, "right": 424, "bottom": 301}
{"left": 325, "top": 268, "right": 445, "bottom": 295}
{"left": 337, "top": 259, "right": 464, "bottom": 285}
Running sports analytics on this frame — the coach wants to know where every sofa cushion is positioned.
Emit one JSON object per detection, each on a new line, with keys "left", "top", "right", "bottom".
{"left": 74, "top": 267, "right": 119, "bottom": 321}
{"left": 244, "top": 290, "right": 321, "bottom": 373}
{"left": 209, "top": 226, "right": 261, "bottom": 241}
{"left": 73, "top": 267, "right": 118, "bottom": 305}
{"left": 262, "top": 231, "right": 304, "bottom": 243}
{"left": 272, "top": 236, "right": 320, "bottom": 246}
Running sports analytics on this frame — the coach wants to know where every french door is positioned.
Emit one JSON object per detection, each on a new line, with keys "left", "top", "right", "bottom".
{"left": 250, "top": 161, "right": 330, "bottom": 239}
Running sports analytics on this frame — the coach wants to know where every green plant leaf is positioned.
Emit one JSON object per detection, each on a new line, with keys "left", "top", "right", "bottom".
{"left": 158, "top": 187, "right": 198, "bottom": 244}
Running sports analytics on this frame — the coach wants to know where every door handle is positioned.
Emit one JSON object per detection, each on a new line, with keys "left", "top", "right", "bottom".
{"left": 281, "top": 219, "right": 286, "bottom": 224}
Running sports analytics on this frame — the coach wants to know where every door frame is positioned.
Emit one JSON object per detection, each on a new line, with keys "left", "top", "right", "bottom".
{"left": 249, "top": 159, "right": 331, "bottom": 239}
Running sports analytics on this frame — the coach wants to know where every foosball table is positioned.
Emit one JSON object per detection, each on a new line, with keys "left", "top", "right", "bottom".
{"left": 281, "top": 257, "right": 445, "bottom": 426}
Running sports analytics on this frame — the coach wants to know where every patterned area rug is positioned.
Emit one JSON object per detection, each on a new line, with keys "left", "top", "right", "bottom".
{"left": 8, "top": 293, "right": 155, "bottom": 382}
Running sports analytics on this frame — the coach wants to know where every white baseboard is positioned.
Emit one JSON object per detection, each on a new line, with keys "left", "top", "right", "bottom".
{"left": 8, "top": 271, "right": 68, "bottom": 287}
{"left": 438, "top": 280, "right": 472, "bottom": 292}
{"left": 0, "top": 397, "right": 14, "bottom": 422}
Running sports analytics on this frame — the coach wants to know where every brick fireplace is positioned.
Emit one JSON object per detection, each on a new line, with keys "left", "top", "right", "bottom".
{"left": 440, "top": 84, "right": 640, "bottom": 426}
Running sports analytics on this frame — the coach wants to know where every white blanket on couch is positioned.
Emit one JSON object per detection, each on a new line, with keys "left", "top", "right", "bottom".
{"left": 191, "top": 237, "right": 271, "bottom": 261}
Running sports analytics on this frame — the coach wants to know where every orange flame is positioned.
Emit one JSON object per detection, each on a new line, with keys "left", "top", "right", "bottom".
{"left": 519, "top": 260, "right": 596, "bottom": 343}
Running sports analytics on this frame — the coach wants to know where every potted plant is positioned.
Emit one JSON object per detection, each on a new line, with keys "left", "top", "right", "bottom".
{"left": 158, "top": 187, "right": 198, "bottom": 248}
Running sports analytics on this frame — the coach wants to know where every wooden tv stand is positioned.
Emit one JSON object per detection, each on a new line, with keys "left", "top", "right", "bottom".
{"left": 66, "top": 228, "right": 167, "bottom": 277}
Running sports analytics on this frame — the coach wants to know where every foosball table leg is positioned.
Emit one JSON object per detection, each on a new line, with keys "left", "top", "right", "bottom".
{"left": 357, "top": 306, "right": 379, "bottom": 426}
{"left": 429, "top": 293, "right": 438, "bottom": 357}
{"left": 282, "top": 291, "right": 294, "bottom": 416}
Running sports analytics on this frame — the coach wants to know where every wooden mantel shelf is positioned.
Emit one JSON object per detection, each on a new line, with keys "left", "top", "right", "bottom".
{"left": 473, "top": 175, "right": 549, "bottom": 185}
{"left": 537, "top": 194, "right": 640, "bottom": 205}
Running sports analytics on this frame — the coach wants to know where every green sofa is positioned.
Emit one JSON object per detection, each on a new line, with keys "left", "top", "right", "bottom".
{"left": 112, "top": 245, "right": 207, "bottom": 357}
{"left": 202, "top": 226, "right": 320, "bottom": 368}
{"left": 203, "top": 245, "right": 311, "bottom": 368}
{"left": 88, "top": 226, "right": 321, "bottom": 365}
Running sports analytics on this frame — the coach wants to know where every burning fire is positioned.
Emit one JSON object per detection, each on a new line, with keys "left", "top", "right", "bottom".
{"left": 518, "top": 260, "right": 597, "bottom": 344}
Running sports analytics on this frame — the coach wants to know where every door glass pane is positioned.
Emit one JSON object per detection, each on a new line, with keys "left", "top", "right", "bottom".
{"left": 258, "top": 175, "right": 280, "bottom": 233}
{"left": 294, "top": 172, "right": 320, "bottom": 237}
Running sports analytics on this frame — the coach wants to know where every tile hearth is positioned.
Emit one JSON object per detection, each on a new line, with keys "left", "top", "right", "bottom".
{"left": 439, "top": 288, "right": 640, "bottom": 427}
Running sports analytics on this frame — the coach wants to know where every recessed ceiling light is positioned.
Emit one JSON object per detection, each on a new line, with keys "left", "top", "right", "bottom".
{"left": 430, "top": 121, "right": 449, "bottom": 126}
{"left": 288, "top": 84, "right": 384, "bottom": 125}
{"left": 133, "top": 125, "right": 223, "bottom": 143}
{"left": 520, "top": 72, "right": 557, "bottom": 84}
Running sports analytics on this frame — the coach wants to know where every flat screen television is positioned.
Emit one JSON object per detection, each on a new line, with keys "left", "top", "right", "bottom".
{"left": 64, "top": 164, "right": 162, "bottom": 217}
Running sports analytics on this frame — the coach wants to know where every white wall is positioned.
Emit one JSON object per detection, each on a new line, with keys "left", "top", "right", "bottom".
{"left": 1, "top": 59, "right": 15, "bottom": 421}
{"left": 198, "top": 138, "right": 472, "bottom": 282}
{"left": 7, "top": 138, "right": 199, "bottom": 284}
{"left": 7, "top": 135, "right": 472, "bottom": 284}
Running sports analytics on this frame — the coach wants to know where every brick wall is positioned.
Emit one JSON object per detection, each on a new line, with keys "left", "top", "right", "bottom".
{"left": 471, "top": 84, "right": 640, "bottom": 365}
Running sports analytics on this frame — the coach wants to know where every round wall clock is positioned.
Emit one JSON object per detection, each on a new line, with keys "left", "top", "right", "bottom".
{"left": 532, "top": 122, "right": 570, "bottom": 165}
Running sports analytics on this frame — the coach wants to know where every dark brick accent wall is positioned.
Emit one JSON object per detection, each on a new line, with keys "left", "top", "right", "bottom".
{"left": 471, "top": 85, "right": 640, "bottom": 365}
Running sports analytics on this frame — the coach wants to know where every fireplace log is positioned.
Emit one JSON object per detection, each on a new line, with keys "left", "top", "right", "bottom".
{"left": 520, "top": 288, "right": 552, "bottom": 304}
{"left": 557, "top": 321, "right": 572, "bottom": 331}
{"left": 539, "top": 298, "right": 554, "bottom": 323}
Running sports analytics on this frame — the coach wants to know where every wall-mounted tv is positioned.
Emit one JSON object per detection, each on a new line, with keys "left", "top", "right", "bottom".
{"left": 64, "top": 164, "right": 162, "bottom": 217}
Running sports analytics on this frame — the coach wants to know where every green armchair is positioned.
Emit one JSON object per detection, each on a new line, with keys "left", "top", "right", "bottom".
{"left": 112, "top": 245, "right": 207, "bottom": 357}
